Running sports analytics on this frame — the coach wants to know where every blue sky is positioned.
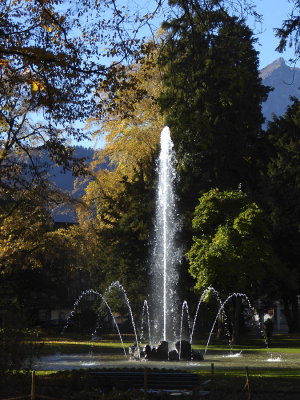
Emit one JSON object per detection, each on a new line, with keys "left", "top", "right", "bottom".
{"left": 251, "top": 0, "right": 298, "bottom": 68}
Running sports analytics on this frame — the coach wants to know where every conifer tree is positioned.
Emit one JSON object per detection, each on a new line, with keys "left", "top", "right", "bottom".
{"left": 158, "top": 3, "right": 268, "bottom": 211}
{"left": 258, "top": 99, "right": 300, "bottom": 332}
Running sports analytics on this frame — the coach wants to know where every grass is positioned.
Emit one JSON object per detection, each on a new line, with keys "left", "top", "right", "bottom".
{"left": 2, "top": 333, "right": 298, "bottom": 399}
{"left": 29, "top": 338, "right": 134, "bottom": 355}
{"left": 21, "top": 332, "right": 300, "bottom": 360}
{"left": 191, "top": 333, "right": 300, "bottom": 352}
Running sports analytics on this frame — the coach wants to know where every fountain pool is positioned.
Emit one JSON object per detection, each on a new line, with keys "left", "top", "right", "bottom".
{"left": 32, "top": 349, "right": 299, "bottom": 371}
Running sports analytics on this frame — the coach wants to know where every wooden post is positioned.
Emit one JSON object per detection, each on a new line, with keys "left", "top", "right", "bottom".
{"left": 31, "top": 371, "right": 36, "bottom": 400}
{"left": 211, "top": 362, "right": 214, "bottom": 377}
{"left": 244, "top": 366, "right": 251, "bottom": 400}
{"left": 143, "top": 367, "right": 148, "bottom": 397}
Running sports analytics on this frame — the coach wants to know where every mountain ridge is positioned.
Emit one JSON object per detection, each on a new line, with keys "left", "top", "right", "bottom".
{"left": 260, "top": 57, "right": 300, "bottom": 122}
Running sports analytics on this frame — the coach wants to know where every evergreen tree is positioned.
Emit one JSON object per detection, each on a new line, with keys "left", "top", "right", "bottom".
{"left": 158, "top": 5, "right": 268, "bottom": 212}
{"left": 275, "top": 0, "right": 300, "bottom": 63}
{"left": 258, "top": 99, "right": 300, "bottom": 332}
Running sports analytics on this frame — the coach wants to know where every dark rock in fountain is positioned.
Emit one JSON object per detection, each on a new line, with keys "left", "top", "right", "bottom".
{"left": 130, "top": 339, "right": 204, "bottom": 361}
{"left": 175, "top": 340, "right": 192, "bottom": 360}
{"left": 175, "top": 340, "right": 204, "bottom": 361}
{"left": 142, "top": 341, "right": 169, "bottom": 361}
{"left": 143, "top": 344, "right": 152, "bottom": 359}
{"left": 192, "top": 349, "right": 204, "bottom": 361}
{"left": 168, "top": 349, "right": 179, "bottom": 361}
{"left": 156, "top": 340, "right": 169, "bottom": 360}
{"left": 149, "top": 347, "right": 158, "bottom": 359}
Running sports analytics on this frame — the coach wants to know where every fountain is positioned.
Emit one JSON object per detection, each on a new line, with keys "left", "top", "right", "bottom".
{"left": 61, "top": 126, "right": 203, "bottom": 362}
{"left": 57, "top": 127, "right": 271, "bottom": 365}
{"left": 129, "top": 126, "right": 203, "bottom": 361}
{"left": 150, "top": 126, "right": 180, "bottom": 343}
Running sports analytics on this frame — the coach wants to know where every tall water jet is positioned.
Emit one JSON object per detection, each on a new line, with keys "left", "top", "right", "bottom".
{"left": 151, "top": 126, "right": 179, "bottom": 342}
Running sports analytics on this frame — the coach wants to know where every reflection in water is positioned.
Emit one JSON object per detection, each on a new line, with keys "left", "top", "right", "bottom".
{"left": 222, "top": 351, "right": 243, "bottom": 358}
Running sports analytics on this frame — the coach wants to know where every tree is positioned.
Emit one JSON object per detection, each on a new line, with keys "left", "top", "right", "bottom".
{"left": 0, "top": 0, "right": 164, "bottom": 210}
{"left": 167, "top": 0, "right": 262, "bottom": 21}
{"left": 186, "top": 188, "right": 284, "bottom": 342}
{"left": 87, "top": 168, "right": 156, "bottom": 313}
{"left": 0, "top": 0, "right": 159, "bottom": 124}
{"left": 258, "top": 99, "right": 300, "bottom": 332}
{"left": 0, "top": 220, "right": 95, "bottom": 329}
{"left": 187, "top": 188, "right": 282, "bottom": 295}
{"left": 74, "top": 49, "right": 163, "bottom": 310}
{"left": 86, "top": 43, "right": 163, "bottom": 186}
{"left": 0, "top": 0, "right": 162, "bottom": 281}
{"left": 81, "top": 45, "right": 162, "bottom": 230}
{"left": 0, "top": 186, "right": 55, "bottom": 274}
{"left": 275, "top": 0, "right": 300, "bottom": 63}
{"left": 158, "top": 4, "right": 269, "bottom": 212}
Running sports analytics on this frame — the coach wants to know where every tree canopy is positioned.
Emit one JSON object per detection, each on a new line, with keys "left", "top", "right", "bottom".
{"left": 0, "top": 1, "right": 163, "bottom": 280}
{"left": 158, "top": 4, "right": 268, "bottom": 213}
{"left": 186, "top": 188, "right": 284, "bottom": 297}
{"left": 0, "top": 186, "right": 52, "bottom": 274}
{"left": 256, "top": 99, "right": 300, "bottom": 330}
{"left": 0, "top": 0, "right": 164, "bottom": 211}
{"left": 72, "top": 48, "right": 163, "bottom": 308}
{"left": 275, "top": 0, "right": 300, "bottom": 63}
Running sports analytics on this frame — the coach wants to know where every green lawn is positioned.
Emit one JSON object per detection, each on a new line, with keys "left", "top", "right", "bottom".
{"left": 2, "top": 333, "right": 298, "bottom": 399}
{"left": 26, "top": 332, "right": 300, "bottom": 358}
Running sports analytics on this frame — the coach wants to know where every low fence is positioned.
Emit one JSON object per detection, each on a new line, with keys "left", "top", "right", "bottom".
{"left": 1, "top": 371, "right": 62, "bottom": 400}
{"left": 1, "top": 364, "right": 254, "bottom": 400}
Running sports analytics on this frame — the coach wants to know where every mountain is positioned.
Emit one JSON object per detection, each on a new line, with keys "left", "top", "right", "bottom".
{"left": 260, "top": 57, "right": 300, "bottom": 122}
{"left": 48, "top": 146, "right": 95, "bottom": 222}
{"left": 48, "top": 146, "right": 94, "bottom": 192}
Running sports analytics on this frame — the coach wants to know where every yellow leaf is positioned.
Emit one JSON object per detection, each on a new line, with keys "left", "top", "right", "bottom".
{"left": 42, "top": 24, "right": 53, "bottom": 32}
{"left": 31, "top": 82, "right": 39, "bottom": 92}
{"left": 31, "top": 80, "right": 45, "bottom": 92}
{"left": 0, "top": 59, "right": 10, "bottom": 68}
